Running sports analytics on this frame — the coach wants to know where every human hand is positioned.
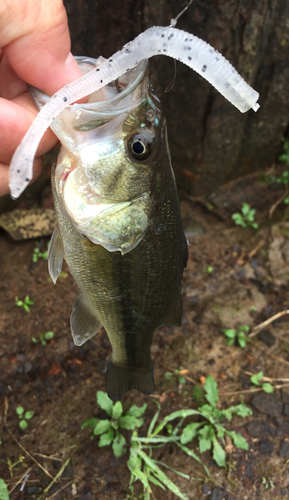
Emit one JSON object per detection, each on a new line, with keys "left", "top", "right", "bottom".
{"left": 0, "top": 0, "right": 83, "bottom": 196}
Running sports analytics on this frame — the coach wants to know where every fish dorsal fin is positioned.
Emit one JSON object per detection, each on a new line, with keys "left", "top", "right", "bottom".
{"left": 48, "top": 226, "right": 64, "bottom": 284}
{"left": 105, "top": 360, "right": 155, "bottom": 401}
{"left": 71, "top": 294, "right": 102, "bottom": 346}
{"left": 164, "top": 294, "right": 183, "bottom": 327}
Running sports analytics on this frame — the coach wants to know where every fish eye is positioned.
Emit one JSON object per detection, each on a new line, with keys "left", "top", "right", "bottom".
{"left": 128, "top": 135, "right": 150, "bottom": 161}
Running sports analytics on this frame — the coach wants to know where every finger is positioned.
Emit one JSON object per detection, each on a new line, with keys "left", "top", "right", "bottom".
{"left": 1, "top": 1, "right": 83, "bottom": 95}
{"left": 0, "top": 95, "right": 58, "bottom": 163}
{"left": 0, "top": 156, "right": 43, "bottom": 197}
{"left": 0, "top": 53, "right": 27, "bottom": 100}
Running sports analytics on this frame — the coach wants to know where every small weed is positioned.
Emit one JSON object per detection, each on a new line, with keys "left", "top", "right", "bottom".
{"left": 32, "top": 241, "right": 49, "bottom": 263}
{"left": 222, "top": 325, "right": 250, "bottom": 348}
{"left": 32, "top": 331, "right": 54, "bottom": 346}
{"left": 278, "top": 138, "right": 289, "bottom": 166}
{"left": 250, "top": 371, "right": 274, "bottom": 393}
{"left": 232, "top": 203, "right": 258, "bottom": 229}
{"left": 16, "top": 407, "right": 34, "bottom": 430}
{"left": 203, "top": 266, "right": 214, "bottom": 274}
{"left": 15, "top": 296, "right": 34, "bottom": 313}
{"left": 81, "top": 392, "right": 146, "bottom": 457}
{"left": 165, "top": 366, "right": 187, "bottom": 385}
{"left": 82, "top": 380, "right": 252, "bottom": 499}
{"left": 6, "top": 454, "right": 26, "bottom": 477}
{"left": 0, "top": 478, "right": 9, "bottom": 500}
{"left": 262, "top": 476, "right": 275, "bottom": 490}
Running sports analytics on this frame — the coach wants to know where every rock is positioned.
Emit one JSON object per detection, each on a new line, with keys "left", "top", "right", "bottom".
{"left": 251, "top": 392, "right": 283, "bottom": 417}
{"left": 281, "top": 488, "right": 289, "bottom": 495}
{"left": 246, "top": 420, "right": 265, "bottom": 438}
{"left": 211, "top": 488, "right": 224, "bottom": 500}
{"left": 283, "top": 404, "right": 289, "bottom": 417}
{"left": 26, "top": 486, "right": 42, "bottom": 495}
{"left": 259, "top": 440, "right": 274, "bottom": 456}
{"left": 257, "top": 329, "right": 276, "bottom": 347}
{"left": 279, "top": 441, "right": 289, "bottom": 458}
{"left": 202, "top": 482, "right": 212, "bottom": 496}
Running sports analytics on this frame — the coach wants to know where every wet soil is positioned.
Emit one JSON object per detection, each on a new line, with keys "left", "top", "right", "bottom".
{"left": 1, "top": 170, "right": 289, "bottom": 500}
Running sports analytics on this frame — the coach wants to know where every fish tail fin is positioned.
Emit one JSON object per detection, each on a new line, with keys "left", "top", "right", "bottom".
{"left": 105, "top": 360, "right": 155, "bottom": 401}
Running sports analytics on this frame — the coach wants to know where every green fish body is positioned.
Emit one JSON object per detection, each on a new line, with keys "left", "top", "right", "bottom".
{"left": 32, "top": 57, "right": 188, "bottom": 400}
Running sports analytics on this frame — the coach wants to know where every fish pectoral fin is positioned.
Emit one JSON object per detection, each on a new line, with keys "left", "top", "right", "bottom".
{"left": 164, "top": 294, "right": 183, "bottom": 327}
{"left": 71, "top": 294, "right": 102, "bottom": 346}
{"left": 48, "top": 225, "right": 64, "bottom": 284}
{"left": 105, "top": 360, "right": 155, "bottom": 401}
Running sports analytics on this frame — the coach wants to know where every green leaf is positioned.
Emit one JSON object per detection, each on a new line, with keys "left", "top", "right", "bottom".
{"left": 93, "top": 419, "right": 111, "bottom": 435}
{"left": 251, "top": 371, "right": 263, "bottom": 386}
{"left": 228, "top": 404, "right": 252, "bottom": 418}
{"left": 112, "top": 432, "right": 126, "bottom": 457}
{"left": 126, "top": 404, "right": 147, "bottom": 418}
{"left": 212, "top": 437, "right": 226, "bottom": 467}
{"left": 119, "top": 415, "right": 143, "bottom": 430}
{"left": 239, "top": 325, "right": 250, "bottom": 332}
{"left": 198, "top": 425, "right": 214, "bottom": 453}
{"left": 97, "top": 391, "right": 113, "bottom": 416}
{"left": 45, "top": 331, "right": 54, "bottom": 340}
{"left": 262, "top": 383, "right": 274, "bottom": 393}
{"left": 0, "top": 478, "right": 9, "bottom": 500}
{"left": 147, "top": 473, "right": 166, "bottom": 490}
{"left": 112, "top": 401, "right": 123, "bottom": 420}
{"left": 176, "top": 442, "right": 210, "bottom": 477}
{"left": 238, "top": 335, "right": 247, "bottom": 348}
{"left": 137, "top": 449, "right": 189, "bottom": 500}
{"left": 16, "top": 406, "right": 24, "bottom": 417}
{"left": 227, "top": 338, "right": 235, "bottom": 346}
{"left": 147, "top": 400, "right": 161, "bottom": 436}
{"left": 19, "top": 420, "right": 28, "bottom": 430}
{"left": 181, "top": 422, "right": 203, "bottom": 444}
{"left": 241, "top": 203, "right": 250, "bottom": 216}
{"left": 99, "top": 428, "right": 114, "bottom": 447}
{"left": 152, "top": 409, "right": 202, "bottom": 436}
{"left": 226, "top": 430, "right": 248, "bottom": 450}
{"left": 222, "top": 329, "right": 236, "bottom": 339}
{"left": 24, "top": 411, "right": 34, "bottom": 420}
{"left": 204, "top": 375, "right": 219, "bottom": 408}
{"left": 81, "top": 417, "right": 99, "bottom": 430}
{"left": 192, "top": 385, "right": 205, "bottom": 404}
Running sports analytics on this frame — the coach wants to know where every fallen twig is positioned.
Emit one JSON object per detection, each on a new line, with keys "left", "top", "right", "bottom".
{"left": 219, "top": 382, "right": 289, "bottom": 397}
{"left": 9, "top": 467, "right": 32, "bottom": 495}
{"left": 243, "top": 371, "right": 289, "bottom": 382}
{"left": 46, "top": 480, "right": 73, "bottom": 500}
{"left": 250, "top": 309, "right": 289, "bottom": 337}
{"left": 249, "top": 339, "right": 289, "bottom": 368}
{"left": 37, "top": 455, "right": 73, "bottom": 499}
{"left": 269, "top": 184, "right": 288, "bottom": 219}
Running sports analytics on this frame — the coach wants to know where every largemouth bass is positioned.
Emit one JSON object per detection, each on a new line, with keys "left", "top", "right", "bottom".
{"left": 30, "top": 57, "right": 188, "bottom": 400}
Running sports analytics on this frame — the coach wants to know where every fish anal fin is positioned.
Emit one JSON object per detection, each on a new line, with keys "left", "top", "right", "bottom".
{"left": 164, "top": 294, "right": 183, "bottom": 327}
{"left": 48, "top": 225, "right": 64, "bottom": 284}
{"left": 105, "top": 360, "right": 154, "bottom": 401}
{"left": 71, "top": 294, "right": 102, "bottom": 346}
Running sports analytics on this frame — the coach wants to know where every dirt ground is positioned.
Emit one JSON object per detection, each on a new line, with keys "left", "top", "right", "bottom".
{"left": 1, "top": 168, "right": 289, "bottom": 500}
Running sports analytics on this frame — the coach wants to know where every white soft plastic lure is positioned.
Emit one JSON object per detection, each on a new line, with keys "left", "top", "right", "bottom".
{"left": 9, "top": 26, "right": 259, "bottom": 199}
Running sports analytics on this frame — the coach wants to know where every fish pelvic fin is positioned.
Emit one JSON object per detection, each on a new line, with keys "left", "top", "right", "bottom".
{"left": 164, "top": 293, "right": 183, "bottom": 327}
{"left": 71, "top": 294, "right": 102, "bottom": 346}
{"left": 105, "top": 360, "right": 155, "bottom": 401}
{"left": 48, "top": 225, "right": 64, "bottom": 284}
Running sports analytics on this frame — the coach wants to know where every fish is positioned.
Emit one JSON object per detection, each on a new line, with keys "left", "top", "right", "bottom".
{"left": 29, "top": 57, "right": 188, "bottom": 400}
{"left": 11, "top": 25, "right": 260, "bottom": 400}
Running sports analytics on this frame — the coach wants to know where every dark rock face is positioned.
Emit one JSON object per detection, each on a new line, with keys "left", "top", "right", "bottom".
{"left": 63, "top": 0, "right": 289, "bottom": 196}
{"left": 257, "top": 329, "right": 276, "bottom": 347}
{"left": 251, "top": 392, "right": 283, "bottom": 418}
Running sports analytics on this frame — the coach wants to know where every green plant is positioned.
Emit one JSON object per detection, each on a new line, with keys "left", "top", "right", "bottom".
{"left": 128, "top": 376, "right": 251, "bottom": 499}
{"left": 32, "top": 242, "right": 49, "bottom": 263}
{"left": 0, "top": 478, "right": 9, "bottom": 500}
{"left": 232, "top": 203, "right": 258, "bottom": 229}
{"left": 278, "top": 138, "right": 289, "bottom": 166}
{"left": 262, "top": 476, "right": 274, "bottom": 490}
{"left": 81, "top": 392, "right": 146, "bottom": 457}
{"left": 250, "top": 371, "right": 274, "bottom": 393}
{"left": 203, "top": 266, "right": 214, "bottom": 274}
{"left": 222, "top": 325, "right": 250, "bottom": 348}
{"left": 16, "top": 407, "right": 34, "bottom": 430}
{"left": 164, "top": 366, "right": 187, "bottom": 385}
{"left": 15, "top": 296, "right": 34, "bottom": 313}
{"left": 32, "top": 331, "right": 54, "bottom": 346}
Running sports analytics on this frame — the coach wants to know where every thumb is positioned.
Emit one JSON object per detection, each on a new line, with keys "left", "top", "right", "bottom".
{"left": 1, "top": 0, "right": 82, "bottom": 95}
